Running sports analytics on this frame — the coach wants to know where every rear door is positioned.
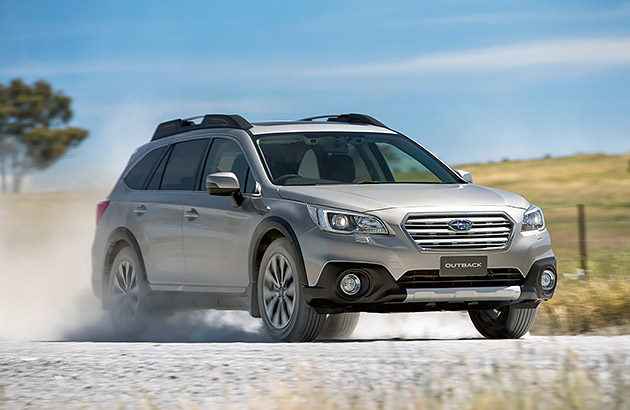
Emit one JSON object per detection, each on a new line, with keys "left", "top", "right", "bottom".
{"left": 183, "top": 137, "right": 257, "bottom": 291}
{"left": 127, "top": 138, "right": 209, "bottom": 286}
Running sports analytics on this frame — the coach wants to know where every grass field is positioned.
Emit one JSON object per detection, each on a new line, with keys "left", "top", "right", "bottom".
{"left": 458, "top": 153, "right": 630, "bottom": 206}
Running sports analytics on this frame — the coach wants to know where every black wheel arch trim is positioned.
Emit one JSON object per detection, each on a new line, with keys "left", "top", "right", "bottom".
{"left": 103, "top": 227, "right": 148, "bottom": 300}
{"left": 247, "top": 216, "right": 306, "bottom": 317}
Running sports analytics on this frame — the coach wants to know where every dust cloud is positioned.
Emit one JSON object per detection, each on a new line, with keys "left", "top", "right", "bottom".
{"left": 0, "top": 192, "right": 480, "bottom": 342}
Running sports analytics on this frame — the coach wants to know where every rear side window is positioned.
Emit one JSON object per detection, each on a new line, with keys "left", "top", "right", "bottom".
{"left": 160, "top": 139, "right": 209, "bottom": 190}
{"left": 124, "top": 146, "right": 167, "bottom": 190}
{"left": 146, "top": 147, "right": 171, "bottom": 190}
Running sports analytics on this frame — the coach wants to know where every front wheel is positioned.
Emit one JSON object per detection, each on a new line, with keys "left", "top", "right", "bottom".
{"left": 318, "top": 313, "right": 361, "bottom": 340}
{"left": 469, "top": 306, "right": 537, "bottom": 339}
{"left": 257, "top": 238, "right": 326, "bottom": 342}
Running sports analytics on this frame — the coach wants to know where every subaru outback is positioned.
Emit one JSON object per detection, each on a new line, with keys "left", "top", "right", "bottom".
{"left": 92, "top": 113, "right": 557, "bottom": 341}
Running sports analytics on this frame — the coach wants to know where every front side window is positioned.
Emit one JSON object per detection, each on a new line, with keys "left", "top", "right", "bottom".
{"left": 160, "top": 139, "right": 208, "bottom": 190}
{"left": 124, "top": 146, "right": 167, "bottom": 190}
{"left": 255, "top": 132, "right": 459, "bottom": 186}
{"left": 201, "top": 139, "right": 256, "bottom": 194}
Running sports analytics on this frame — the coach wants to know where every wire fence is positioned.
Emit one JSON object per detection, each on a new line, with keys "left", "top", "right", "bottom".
{"left": 543, "top": 203, "right": 630, "bottom": 276}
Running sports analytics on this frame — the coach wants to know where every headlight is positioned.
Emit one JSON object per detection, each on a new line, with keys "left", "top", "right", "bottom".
{"left": 522, "top": 205, "right": 545, "bottom": 231}
{"left": 307, "top": 205, "right": 388, "bottom": 235}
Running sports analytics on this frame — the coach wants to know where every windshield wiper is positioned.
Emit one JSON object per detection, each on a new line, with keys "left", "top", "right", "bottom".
{"left": 356, "top": 180, "right": 386, "bottom": 184}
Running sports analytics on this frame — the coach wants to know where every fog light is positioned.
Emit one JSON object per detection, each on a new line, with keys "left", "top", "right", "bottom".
{"left": 540, "top": 269, "right": 556, "bottom": 291}
{"left": 340, "top": 273, "right": 361, "bottom": 296}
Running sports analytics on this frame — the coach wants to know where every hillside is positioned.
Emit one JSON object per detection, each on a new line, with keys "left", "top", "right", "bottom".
{"left": 457, "top": 153, "right": 630, "bottom": 207}
{"left": 458, "top": 153, "right": 630, "bottom": 276}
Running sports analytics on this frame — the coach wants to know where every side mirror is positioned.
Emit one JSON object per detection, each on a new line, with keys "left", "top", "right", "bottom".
{"left": 454, "top": 169, "right": 473, "bottom": 184}
{"left": 206, "top": 172, "right": 243, "bottom": 207}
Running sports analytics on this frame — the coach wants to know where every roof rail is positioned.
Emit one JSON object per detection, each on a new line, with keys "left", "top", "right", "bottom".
{"left": 151, "top": 114, "right": 252, "bottom": 141}
{"left": 298, "top": 113, "right": 388, "bottom": 128}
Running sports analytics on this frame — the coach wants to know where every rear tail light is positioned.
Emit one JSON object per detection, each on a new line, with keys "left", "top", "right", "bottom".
{"left": 96, "top": 200, "right": 110, "bottom": 224}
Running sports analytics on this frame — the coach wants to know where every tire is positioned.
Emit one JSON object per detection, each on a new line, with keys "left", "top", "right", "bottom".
{"left": 257, "top": 238, "right": 326, "bottom": 342}
{"left": 469, "top": 306, "right": 537, "bottom": 339}
{"left": 106, "top": 245, "right": 151, "bottom": 336}
{"left": 318, "top": 313, "right": 361, "bottom": 340}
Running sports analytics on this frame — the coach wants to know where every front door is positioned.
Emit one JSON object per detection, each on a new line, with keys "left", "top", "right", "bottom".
{"left": 183, "top": 138, "right": 257, "bottom": 292}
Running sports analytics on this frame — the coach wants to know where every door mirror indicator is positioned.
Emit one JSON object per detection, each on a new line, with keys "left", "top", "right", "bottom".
{"left": 206, "top": 172, "right": 243, "bottom": 207}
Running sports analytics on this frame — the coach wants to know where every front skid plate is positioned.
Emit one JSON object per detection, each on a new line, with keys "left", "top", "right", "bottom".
{"left": 404, "top": 285, "right": 521, "bottom": 303}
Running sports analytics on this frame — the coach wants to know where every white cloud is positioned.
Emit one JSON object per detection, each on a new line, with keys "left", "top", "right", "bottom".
{"left": 3, "top": 37, "right": 630, "bottom": 81}
{"left": 306, "top": 38, "right": 630, "bottom": 77}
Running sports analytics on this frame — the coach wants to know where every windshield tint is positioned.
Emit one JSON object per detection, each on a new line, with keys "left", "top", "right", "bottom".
{"left": 255, "top": 132, "right": 459, "bottom": 186}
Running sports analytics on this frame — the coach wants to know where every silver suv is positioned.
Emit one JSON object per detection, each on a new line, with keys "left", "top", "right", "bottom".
{"left": 92, "top": 113, "right": 557, "bottom": 341}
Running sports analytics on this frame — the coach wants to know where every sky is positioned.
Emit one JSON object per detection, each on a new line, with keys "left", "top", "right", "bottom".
{"left": 0, "top": 0, "right": 629, "bottom": 192}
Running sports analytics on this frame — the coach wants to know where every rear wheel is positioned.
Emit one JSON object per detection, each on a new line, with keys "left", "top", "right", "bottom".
{"left": 258, "top": 238, "right": 325, "bottom": 342}
{"left": 469, "top": 306, "right": 537, "bottom": 339}
{"left": 107, "top": 245, "right": 150, "bottom": 336}
{"left": 318, "top": 313, "right": 361, "bottom": 340}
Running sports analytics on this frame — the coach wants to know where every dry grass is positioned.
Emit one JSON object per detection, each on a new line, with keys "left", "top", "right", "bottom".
{"left": 535, "top": 277, "right": 630, "bottom": 335}
{"left": 251, "top": 354, "right": 629, "bottom": 410}
{"left": 459, "top": 153, "right": 630, "bottom": 334}
{"left": 131, "top": 352, "right": 630, "bottom": 410}
{"left": 458, "top": 153, "right": 630, "bottom": 207}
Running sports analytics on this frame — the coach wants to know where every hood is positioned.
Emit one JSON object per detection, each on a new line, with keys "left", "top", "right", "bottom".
{"left": 278, "top": 184, "right": 530, "bottom": 212}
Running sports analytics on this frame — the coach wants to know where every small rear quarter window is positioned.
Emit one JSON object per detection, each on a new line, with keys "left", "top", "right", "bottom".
{"left": 124, "top": 146, "right": 167, "bottom": 190}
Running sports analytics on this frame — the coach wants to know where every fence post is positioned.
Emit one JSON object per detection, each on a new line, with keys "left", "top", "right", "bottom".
{"left": 577, "top": 204, "right": 587, "bottom": 275}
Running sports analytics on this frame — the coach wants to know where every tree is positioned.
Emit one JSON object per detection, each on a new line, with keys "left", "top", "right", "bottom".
{"left": 0, "top": 79, "right": 88, "bottom": 193}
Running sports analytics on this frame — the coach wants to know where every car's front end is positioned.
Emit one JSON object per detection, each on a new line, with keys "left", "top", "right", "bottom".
{"left": 278, "top": 185, "right": 556, "bottom": 314}
{"left": 250, "top": 124, "right": 556, "bottom": 338}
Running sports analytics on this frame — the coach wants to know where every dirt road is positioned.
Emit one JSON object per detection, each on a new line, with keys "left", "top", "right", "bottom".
{"left": 2, "top": 336, "right": 629, "bottom": 409}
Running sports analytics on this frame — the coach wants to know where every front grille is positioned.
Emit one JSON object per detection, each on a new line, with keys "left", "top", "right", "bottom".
{"left": 398, "top": 268, "right": 523, "bottom": 289}
{"left": 403, "top": 213, "right": 514, "bottom": 251}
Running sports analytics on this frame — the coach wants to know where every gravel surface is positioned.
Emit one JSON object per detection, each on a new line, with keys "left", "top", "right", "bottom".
{"left": 2, "top": 336, "right": 630, "bottom": 409}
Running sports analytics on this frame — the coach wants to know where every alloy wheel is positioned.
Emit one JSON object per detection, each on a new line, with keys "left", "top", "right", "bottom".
{"left": 262, "top": 254, "right": 296, "bottom": 329}
{"left": 111, "top": 260, "right": 140, "bottom": 328}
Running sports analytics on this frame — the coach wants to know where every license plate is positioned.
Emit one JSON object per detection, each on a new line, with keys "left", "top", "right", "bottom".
{"left": 440, "top": 256, "right": 488, "bottom": 277}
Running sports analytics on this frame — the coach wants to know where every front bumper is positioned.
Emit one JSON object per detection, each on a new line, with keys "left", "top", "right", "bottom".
{"left": 303, "top": 257, "right": 557, "bottom": 314}
{"left": 298, "top": 205, "right": 555, "bottom": 287}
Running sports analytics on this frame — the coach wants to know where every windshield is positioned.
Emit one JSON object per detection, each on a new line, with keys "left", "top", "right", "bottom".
{"left": 255, "top": 132, "right": 460, "bottom": 186}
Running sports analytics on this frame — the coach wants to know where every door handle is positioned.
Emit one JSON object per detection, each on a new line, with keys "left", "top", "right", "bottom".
{"left": 133, "top": 203, "right": 147, "bottom": 216}
{"left": 185, "top": 208, "right": 199, "bottom": 221}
